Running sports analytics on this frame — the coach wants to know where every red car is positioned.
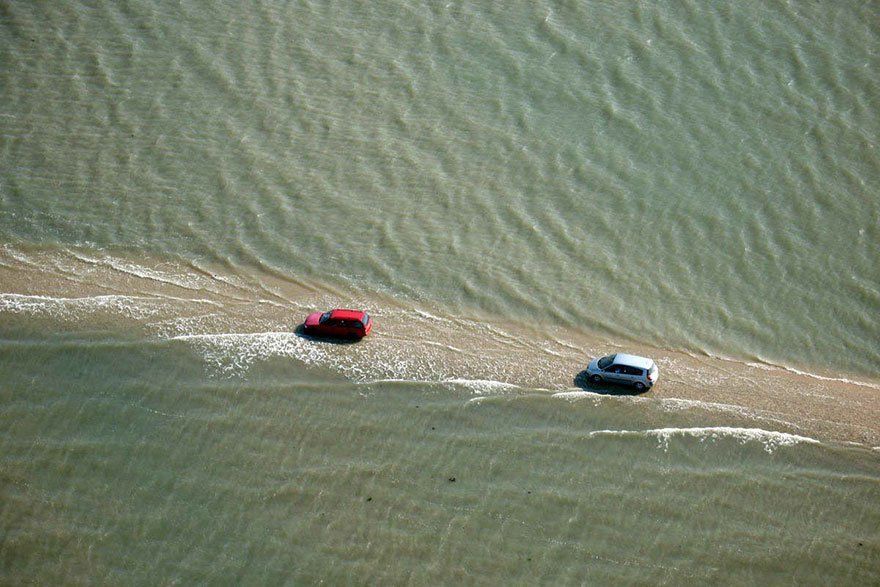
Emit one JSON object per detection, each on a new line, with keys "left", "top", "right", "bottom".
{"left": 303, "top": 308, "right": 373, "bottom": 340}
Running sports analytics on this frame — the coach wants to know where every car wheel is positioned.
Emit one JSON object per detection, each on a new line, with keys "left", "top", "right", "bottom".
{"left": 589, "top": 374, "right": 602, "bottom": 384}
{"left": 634, "top": 382, "right": 646, "bottom": 392}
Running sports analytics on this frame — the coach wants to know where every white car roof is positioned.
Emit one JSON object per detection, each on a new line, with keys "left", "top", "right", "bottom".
{"left": 614, "top": 353, "right": 654, "bottom": 369}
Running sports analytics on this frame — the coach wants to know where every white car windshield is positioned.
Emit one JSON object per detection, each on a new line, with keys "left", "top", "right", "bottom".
{"left": 597, "top": 354, "right": 615, "bottom": 369}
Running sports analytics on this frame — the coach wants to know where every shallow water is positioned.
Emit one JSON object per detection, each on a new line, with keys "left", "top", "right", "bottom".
{"left": 1, "top": 0, "right": 879, "bottom": 583}
{"left": 2, "top": 326, "right": 879, "bottom": 584}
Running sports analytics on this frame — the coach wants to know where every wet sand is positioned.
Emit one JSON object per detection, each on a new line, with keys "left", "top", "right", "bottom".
{"left": 2, "top": 245, "right": 878, "bottom": 446}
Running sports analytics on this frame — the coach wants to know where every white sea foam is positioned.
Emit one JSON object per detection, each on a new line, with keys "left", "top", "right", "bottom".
{"left": 745, "top": 361, "right": 776, "bottom": 372}
{"left": 441, "top": 378, "right": 518, "bottom": 394}
{"left": 0, "top": 293, "right": 168, "bottom": 320}
{"left": 0, "top": 292, "right": 222, "bottom": 323}
{"left": 168, "top": 331, "right": 390, "bottom": 381}
{"left": 587, "top": 427, "right": 819, "bottom": 453}
{"left": 168, "top": 331, "right": 522, "bottom": 385}
{"left": 169, "top": 332, "right": 328, "bottom": 377}
{"left": 414, "top": 309, "right": 447, "bottom": 322}
{"left": 0, "top": 244, "right": 36, "bottom": 266}
{"left": 145, "top": 313, "right": 229, "bottom": 339}
{"left": 552, "top": 390, "right": 595, "bottom": 400}
{"left": 422, "top": 340, "right": 464, "bottom": 353}
{"left": 257, "top": 299, "right": 288, "bottom": 308}
{"left": 552, "top": 393, "right": 802, "bottom": 430}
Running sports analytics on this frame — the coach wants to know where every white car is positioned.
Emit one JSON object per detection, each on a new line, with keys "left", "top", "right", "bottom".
{"left": 586, "top": 353, "right": 659, "bottom": 392}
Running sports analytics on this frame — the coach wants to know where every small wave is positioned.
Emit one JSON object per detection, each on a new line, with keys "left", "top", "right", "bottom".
{"left": 658, "top": 397, "right": 752, "bottom": 413}
{"left": 553, "top": 390, "right": 591, "bottom": 399}
{"left": 0, "top": 292, "right": 221, "bottom": 321}
{"left": 539, "top": 345, "right": 570, "bottom": 358}
{"left": 69, "top": 252, "right": 209, "bottom": 292}
{"left": 744, "top": 361, "right": 775, "bottom": 372}
{"left": 549, "top": 338, "right": 587, "bottom": 353}
{"left": 683, "top": 347, "right": 880, "bottom": 391}
{"left": 552, "top": 390, "right": 607, "bottom": 401}
{"left": 587, "top": 426, "right": 819, "bottom": 453}
{"left": 746, "top": 361, "right": 880, "bottom": 390}
{"left": 422, "top": 340, "right": 464, "bottom": 353}
{"left": 359, "top": 378, "right": 424, "bottom": 386}
{"left": 441, "top": 378, "right": 519, "bottom": 394}
{"left": 676, "top": 350, "right": 880, "bottom": 391}
{"left": 257, "top": 299, "right": 288, "bottom": 308}
{"left": 656, "top": 398, "right": 799, "bottom": 429}
{"left": 414, "top": 309, "right": 448, "bottom": 322}
{"left": 550, "top": 390, "right": 611, "bottom": 407}
{"left": 475, "top": 323, "right": 522, "bottom": 346}
{"left": 0, "top": 293, "right": 169, "bottom": 320}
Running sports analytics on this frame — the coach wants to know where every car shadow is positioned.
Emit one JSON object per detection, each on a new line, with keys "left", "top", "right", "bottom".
{"left": 573, "top": 370, "right": 648, "bottom": 396}
{"left": 293, "top": 324, "right": 363, "bottom": 345}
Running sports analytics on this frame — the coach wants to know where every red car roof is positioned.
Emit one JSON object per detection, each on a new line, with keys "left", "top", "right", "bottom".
{"left": 329, "top": 308, "right": 367, "bottom": 321}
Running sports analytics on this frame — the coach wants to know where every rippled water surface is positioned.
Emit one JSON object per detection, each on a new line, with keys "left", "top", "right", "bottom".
{"left": 1, "top": 1, "right": 878, "bottom": 583}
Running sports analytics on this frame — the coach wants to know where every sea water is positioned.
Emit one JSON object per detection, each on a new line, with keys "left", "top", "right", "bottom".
{"left": 1, "top": 1, "right": 878, "bottom": 583}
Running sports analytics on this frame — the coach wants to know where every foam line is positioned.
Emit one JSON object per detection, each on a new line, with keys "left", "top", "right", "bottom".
{"left": 587, "top": 426, "right": 819, "bottom": 453}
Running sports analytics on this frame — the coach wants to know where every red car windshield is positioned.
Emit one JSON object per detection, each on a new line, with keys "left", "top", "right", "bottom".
{"left": 319, "top": 311, "right": 332, "bottom": 324}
